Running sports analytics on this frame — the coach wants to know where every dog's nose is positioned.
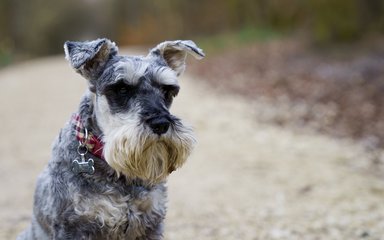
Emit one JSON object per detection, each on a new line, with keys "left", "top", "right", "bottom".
{"left": 148, "top": 117, "right": 170, "bottom": 135}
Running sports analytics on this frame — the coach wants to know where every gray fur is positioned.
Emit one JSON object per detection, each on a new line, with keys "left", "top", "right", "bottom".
{"left": 18, "top": 38, "right": 204, "bottom": 239}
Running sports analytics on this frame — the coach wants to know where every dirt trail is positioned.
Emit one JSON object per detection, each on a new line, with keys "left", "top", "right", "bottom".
{"left": 1, "top": 53, "right": 384, "bottom": 240}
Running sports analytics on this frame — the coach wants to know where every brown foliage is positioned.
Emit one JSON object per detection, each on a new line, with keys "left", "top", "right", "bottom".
{"left": 190, "top": 37, "right": 384, "bottom": 150}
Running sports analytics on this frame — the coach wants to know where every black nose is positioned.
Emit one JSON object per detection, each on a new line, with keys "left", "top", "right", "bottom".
{"left": 148, "top": 117, "right": 170, "bottom": 135}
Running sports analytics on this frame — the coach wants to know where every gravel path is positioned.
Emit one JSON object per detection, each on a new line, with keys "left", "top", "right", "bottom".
{"left": 0, "top": 54, "right": 384, "bottom": 239}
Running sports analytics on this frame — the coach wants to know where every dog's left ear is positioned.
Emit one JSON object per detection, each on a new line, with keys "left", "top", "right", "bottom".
{"left": 149, "top": 40, "right": 205, "bottom": 76}
{"left": 64, "top": 38, "right": 118, "bottom": 80}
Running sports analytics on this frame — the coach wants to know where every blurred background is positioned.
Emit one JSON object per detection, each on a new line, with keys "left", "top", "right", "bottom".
{"left": 2, "top": 1, "right": 384, "bottom": 147}
{"left": 2, "top": 0, "right": 384, "bottom": 239}
{"left": 1, "top": 0, "right": 384, "bottom": 57}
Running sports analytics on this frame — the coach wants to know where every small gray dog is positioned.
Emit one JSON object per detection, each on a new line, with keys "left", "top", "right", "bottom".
{"left": 18, "top": 38, "right": 204, "bottom": 239}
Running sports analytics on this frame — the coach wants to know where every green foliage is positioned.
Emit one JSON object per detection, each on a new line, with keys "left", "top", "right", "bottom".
{"left": 196, "top": 27, "right": 282, "bottom": 54}
{"left": 0, "top": 49, "right": 12, "bottom": 67}
{"left": 0, "top": 37, "right": 13, "bottom": 67}
{"left": 238, "top": 27, "right": 282, "bottom": 42}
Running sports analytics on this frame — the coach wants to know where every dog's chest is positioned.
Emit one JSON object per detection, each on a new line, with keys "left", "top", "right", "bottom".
{"left": 72, "top": 183, "right": 166, "bottom": 238}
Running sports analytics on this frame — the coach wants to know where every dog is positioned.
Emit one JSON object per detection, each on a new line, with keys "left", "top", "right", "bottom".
{"left": 17, "top": 38, "right": 204, "bottom": 239}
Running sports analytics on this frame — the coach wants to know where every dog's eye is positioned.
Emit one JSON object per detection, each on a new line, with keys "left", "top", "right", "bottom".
{"left": 108, "top": 81, "right": 134, "bottom": 96}
{"left": 162, "top": 85, "right": 180, "bottom": 98}
{"left": 162, "top": 85, "right": 179, "bottom": 106}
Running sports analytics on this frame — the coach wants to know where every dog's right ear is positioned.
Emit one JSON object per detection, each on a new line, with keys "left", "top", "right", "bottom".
{"left": 148, "top": 40, "right": 205, "bottom": 76}
{"left": 64, "top": 38, "right": 118, "bottom": 81}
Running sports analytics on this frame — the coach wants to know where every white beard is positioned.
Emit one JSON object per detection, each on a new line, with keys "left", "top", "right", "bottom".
{"left": 95, "top": 96, "right": 195, "bottom": 183}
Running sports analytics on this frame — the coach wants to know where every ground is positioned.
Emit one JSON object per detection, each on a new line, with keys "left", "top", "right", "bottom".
{"left": 1, "top": 50, "right": 384, "bottom": 239}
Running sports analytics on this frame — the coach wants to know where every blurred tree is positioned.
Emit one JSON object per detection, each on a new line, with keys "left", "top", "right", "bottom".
{"left": 307, "top": 0, "right": 361, "bottom": 42}
{"left": 359, "top": 0, "right": 384, "bottom": 32}
{"left": 1, "top": 0, "right": 384, "bottom": 60}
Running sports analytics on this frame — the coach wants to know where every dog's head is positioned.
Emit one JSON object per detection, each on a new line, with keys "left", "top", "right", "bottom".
{"left": 64, "top": 38, "right": 204, "bottom": 183}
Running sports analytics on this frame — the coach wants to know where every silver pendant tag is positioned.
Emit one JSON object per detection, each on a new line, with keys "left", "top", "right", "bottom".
{"left": 72, "top": 158, "right": 95, "bottom": 175}
{"left": 72, "top": 142, "right": 95, "bottom": 175}
{"left": 72, "top": 127, "right": 95, "bottom": 175}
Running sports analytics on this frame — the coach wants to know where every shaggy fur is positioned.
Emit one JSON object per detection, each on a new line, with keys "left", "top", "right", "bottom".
{"left": 18, "top": 38, "right": 204, "bottom": 240}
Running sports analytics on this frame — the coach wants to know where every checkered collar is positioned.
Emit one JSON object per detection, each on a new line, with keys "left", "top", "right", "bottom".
{"left": 72, "top": 114, "right": 104, "bottom": 160}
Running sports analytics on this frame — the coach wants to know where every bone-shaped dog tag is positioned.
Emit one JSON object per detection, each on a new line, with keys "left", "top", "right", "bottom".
{"left": 72, "top": 158, "right": 95, "bottom": 175}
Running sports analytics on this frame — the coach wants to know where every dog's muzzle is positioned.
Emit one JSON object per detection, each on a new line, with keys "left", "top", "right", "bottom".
{"left": 101, "top": 111, "right": 195, "bottom": 183}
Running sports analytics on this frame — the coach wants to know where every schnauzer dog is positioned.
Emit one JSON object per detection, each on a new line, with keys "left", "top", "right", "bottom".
{"left": 18, "top": 38, "right": 204, "bottom": 239}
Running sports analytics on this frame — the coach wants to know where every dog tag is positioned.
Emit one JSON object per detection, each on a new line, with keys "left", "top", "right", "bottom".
{"left": 72, "top": 158, "right": 95, "bottom": 174}
{"left": 72, "top": 158, "right": 95, "bottom": 175}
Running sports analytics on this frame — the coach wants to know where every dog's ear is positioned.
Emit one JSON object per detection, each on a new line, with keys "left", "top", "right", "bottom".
{"left": 149, "top": 40, "right": 205, "bottom": 76}
{"left": 64, "top": 38, "right": 118, "bottom": 80}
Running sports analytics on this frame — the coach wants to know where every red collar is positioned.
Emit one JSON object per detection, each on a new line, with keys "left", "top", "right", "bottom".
{"left": 73, "top": 114, "right": 104, "bottom": 159}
